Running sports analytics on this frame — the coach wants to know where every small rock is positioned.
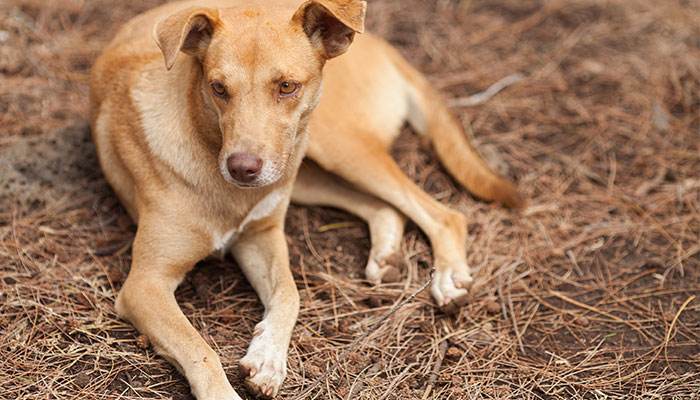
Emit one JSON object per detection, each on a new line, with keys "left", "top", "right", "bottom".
{"left": 347, "top": 352, "right": 361, "bottom": 363}
{"left": 338, "top": 319, "right": 352, "bottom": 333}
{"left": 367, "top": 296, "right": 383, "bottom": 308}
{"left": 73, "top": 372, "right": 90, "bottom": 387}
{"left": 652, "top": 102, "right": 670, "bottom": 132}
{"left": 67, "top": 318, "right": 81, "bottom": 331}
{"left": 580, "top": 59, "right": 605, "bottom": 75}
{"left": 446, "top": 346, "right": 461, "bottom": 360}
{"left": 136, "top": 334, "right": 150, "bottom": 350}
{"left": 381, "top": 266, "right": 401, "bottom": 283}
{"left": 485, "top": 297, "right": 501, "bottom": 314}
{"left": 305, "top": 363, "right": 323, "bottom": 378}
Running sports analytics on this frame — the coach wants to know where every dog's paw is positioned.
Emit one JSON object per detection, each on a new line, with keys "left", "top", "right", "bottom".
{"left": 239, "top": 323, "right": 287, "bottom": 398}
{"left": 365, "top": 253, "right": 403, "bottom": 284}
{"left": 191, "top": 378, "right": 242, "bottom": 400}
{"left": 239, "top": 350, "right": 286, "bottom": 398}
{"left": 186, "top": 354, "right": 242, "bottom": 400}
{"left": 431, "top": 266, "right": 473, "bottom": 312}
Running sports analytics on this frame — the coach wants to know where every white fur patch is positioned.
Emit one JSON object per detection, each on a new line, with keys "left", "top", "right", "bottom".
{"left": 93, "top": 102, "right": 111, "bottom": 153}
{"left": 241, "top": 189, "right": 286, "bottom": 229}
{"left": 131, "top": 66, "right": 208, "bottom": 187}
{"left": 212, "top": 188, "right": 286, "bottom": 252}
{"left": 405, "top": 83, "right": 427, "bottom": 135}
{"left": 213, "top": 228, "right": 238, "bottom": 253}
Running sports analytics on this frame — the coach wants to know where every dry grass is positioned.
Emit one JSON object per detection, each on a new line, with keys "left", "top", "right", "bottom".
{"left": 1, "top": 0, "right": 699, "bottom": 399}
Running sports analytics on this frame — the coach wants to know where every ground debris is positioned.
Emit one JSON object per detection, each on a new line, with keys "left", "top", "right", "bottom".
{"left": 1, "top": 0, "right": 699, "bottom": 399}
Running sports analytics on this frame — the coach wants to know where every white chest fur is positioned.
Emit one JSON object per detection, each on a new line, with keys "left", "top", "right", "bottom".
{"left": 212, "top": 188, "right": 286, "bottom": 252}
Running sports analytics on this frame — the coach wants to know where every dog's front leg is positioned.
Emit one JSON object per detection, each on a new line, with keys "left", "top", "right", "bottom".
{"left": 231, "top": 222, "right": 299, "bottom": 398}
{"left": 116, "top": 220, "right": 242, "bottom": 400}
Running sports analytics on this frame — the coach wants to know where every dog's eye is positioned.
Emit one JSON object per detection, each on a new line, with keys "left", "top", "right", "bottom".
{"left": 210, "top": 81, "right": 227, "bottom": 98}
{"left": 278, "top": 81, "right": 300, "bottom": 97}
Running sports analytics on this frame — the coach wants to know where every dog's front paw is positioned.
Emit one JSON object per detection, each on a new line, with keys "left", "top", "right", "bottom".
{"left": 187, "top": 356, "right": 243, "bottom": 400}
{"left": 431, "top": 266, "right": 473, "bottom": 312}
{"left": 239, "top": 323, "right": 287, "bottom": 398}
{"left": 239, "top": 349, "right": 286, "bottom": 398}
{"left": 191, "top": 380, "right": 243, "bottom": 400}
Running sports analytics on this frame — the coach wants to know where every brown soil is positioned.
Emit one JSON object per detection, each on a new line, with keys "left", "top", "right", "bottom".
{"left": 1, "top": 0, "right": 698, "bottom": 399}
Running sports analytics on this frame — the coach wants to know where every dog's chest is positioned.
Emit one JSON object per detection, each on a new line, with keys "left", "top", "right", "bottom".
{"left": 211, "top": 188, "right": 286, "bottom": 253}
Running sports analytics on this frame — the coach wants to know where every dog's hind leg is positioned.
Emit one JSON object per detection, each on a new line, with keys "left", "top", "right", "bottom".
{"left": 292, "top": 161, "right": 406, "bottom": 284}
{"left": 307, "top": 131, "right": 472, "bottom": 310}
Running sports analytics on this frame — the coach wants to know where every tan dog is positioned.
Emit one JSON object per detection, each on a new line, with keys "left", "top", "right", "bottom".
{"left": 90, "top": 0, "right": 520, "bottom": 398}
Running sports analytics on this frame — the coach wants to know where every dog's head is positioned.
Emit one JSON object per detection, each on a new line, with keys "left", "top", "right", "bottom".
{"left": 153, "top": 0, "right": 366, "bottom": 188}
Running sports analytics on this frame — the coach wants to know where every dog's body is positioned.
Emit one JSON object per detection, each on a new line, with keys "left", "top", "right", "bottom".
{"left": 90, "top": 0, "right": 520, "bottom": 398}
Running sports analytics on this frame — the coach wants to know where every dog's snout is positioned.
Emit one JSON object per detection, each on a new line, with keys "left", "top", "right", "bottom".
{"left": 227, "top": 152, "right": 263, "bottom": 183}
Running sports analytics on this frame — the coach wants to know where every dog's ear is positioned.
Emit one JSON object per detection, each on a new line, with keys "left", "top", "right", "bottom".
{"left": 293, "top": 0, "right": 367, "bottom": 60}
{"left": 153, "top": 7, "right": 220, "bottom": 70}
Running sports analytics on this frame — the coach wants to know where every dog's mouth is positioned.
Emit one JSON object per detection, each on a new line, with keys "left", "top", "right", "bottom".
{"left": 228, "top": 180, "right": 264, "bottom": 189}
{"left": 222, "top": 173, "right": 278, "bottom": 189}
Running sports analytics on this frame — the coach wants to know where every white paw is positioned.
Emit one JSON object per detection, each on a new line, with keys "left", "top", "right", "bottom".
{"left": 239, "top": 322, "right": 287, "bottom": 398}
{"left": 431, "top": 266, "right": 473, "bottom": 309}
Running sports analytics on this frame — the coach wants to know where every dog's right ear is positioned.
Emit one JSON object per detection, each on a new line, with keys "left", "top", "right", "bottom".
{"left": 153, "top": 7, "right": 220, "bottom": 70}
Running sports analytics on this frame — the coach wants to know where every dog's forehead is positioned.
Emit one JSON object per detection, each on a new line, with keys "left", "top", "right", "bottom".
{"left": 219, "top": 4, "right": 287, "bottom": 19}
{"left": 206, "top": 7, "right": 316, "bottom": 81}
{"left": 217, "top": 5, "right": 296, "bottom": 38}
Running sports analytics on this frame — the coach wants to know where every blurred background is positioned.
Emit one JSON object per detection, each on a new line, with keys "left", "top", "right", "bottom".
{"left": 1, "top": 1, "right": 698, "bottom": 399}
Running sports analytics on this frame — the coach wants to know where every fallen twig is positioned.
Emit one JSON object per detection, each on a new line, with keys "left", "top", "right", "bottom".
{"left": 421, "top": 339, "right": 449, "bottom": 399}
{"left": 449, "top": 73, "right": 525, "bottom": 107}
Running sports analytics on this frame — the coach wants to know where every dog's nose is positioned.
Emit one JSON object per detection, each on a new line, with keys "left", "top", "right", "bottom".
{"left": 226, "top": 152, "right": 263, "bottom": 183}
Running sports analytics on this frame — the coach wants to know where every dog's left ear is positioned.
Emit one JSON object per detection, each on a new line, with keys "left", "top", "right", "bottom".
{"left": 293, "top": 0, "right": 367, "bottom": 60}
{"left": 153, "top": 7, "right": 220, "bottom": 70}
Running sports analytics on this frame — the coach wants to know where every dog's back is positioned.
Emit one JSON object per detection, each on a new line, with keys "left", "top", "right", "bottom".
{"left": 309, "top": 34, "right": 522, "bottom": 207}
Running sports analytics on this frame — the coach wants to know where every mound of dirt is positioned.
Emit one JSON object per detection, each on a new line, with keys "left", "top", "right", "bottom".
{"left": 1, "top": 123, "right": 103, "bottom": 213}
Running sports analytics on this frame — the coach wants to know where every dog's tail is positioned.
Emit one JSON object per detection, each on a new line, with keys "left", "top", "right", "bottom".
{"left": 388, "top": 46, "right": 524, "bottom": 209}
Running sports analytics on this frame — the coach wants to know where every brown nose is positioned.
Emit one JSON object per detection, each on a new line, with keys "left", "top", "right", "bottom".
{"left": 226, "top": 152, "right": 263, "bottom": 183}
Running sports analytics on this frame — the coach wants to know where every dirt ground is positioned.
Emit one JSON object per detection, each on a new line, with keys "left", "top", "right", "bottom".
{"left": 1, "top": 0, "right": 699, "bottom": 399}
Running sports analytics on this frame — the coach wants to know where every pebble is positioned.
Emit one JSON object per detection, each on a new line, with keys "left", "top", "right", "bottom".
{"left": 73, "top": 372, "right": 90, "bottom": 387}
{"left": 485, "top": 297, "right": 501, "bottom": 314}
{"left": 136, "top": 334, "right": 150, "bottom": 349}
{"left": 446, "top": 346, "right": 461, "bottom": 360}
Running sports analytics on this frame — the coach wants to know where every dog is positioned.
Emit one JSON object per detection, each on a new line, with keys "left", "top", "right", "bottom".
{"left": 90, "top": 0, "right": 521, "bottom": 398}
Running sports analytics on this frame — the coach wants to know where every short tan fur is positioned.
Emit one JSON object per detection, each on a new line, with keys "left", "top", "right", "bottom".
{"left": 90, "top": 1, "right": 521, "bottom": 398}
